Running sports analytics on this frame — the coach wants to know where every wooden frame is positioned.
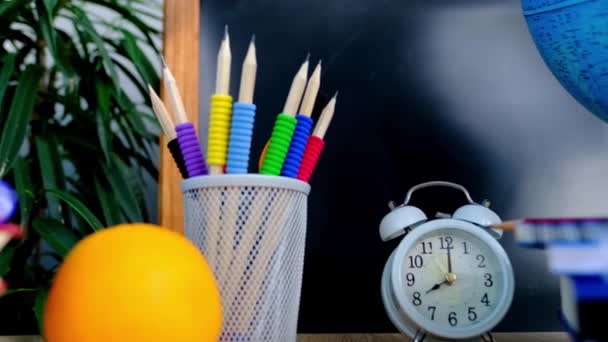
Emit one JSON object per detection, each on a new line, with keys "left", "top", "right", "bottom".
{"left": 159, "top": 0, "right": 200, "bottom": 233}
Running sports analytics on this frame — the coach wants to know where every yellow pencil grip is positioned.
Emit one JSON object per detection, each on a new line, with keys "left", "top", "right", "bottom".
{"left": 207, "top": 94, "right": 233, "bottom": 166}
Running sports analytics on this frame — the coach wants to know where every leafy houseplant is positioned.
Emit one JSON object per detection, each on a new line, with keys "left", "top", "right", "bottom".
{"left": 0, "top": 0, "right": 162, "bottom": 333}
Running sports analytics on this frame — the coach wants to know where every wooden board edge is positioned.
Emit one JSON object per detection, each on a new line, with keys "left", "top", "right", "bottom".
{"left": 159, "top": 0, "right": 200, "bottom": 233}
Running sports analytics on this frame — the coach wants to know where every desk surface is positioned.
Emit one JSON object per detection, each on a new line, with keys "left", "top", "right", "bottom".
{"left": 0, "top": 333, "right": 568, "bottom": 341}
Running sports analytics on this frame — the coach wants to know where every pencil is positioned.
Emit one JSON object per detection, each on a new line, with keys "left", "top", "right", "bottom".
{"left": 223, "top": 36, "right": 258, "bottom": 319}
{"left": 207, "top": 25, "right": 233, "bottom": 175}
{"left": 260, "top": 55, "right": 309, "bottom": 175}
{"left": 281, "top": 60, "right": 321, "bottom": 177}
{"left": 226, "top": 35, "right": 257, "bottom": 174}
{"left": 148, "top": 84, "right": 176, "bottom": 141}
{"left": 148, "top": 85, "right": 188, "bottom": 178}
{"left": 162, "top": 59, "right": 208, "bottom": 177}
{"left": 490, "top": 220, "right": 519, "bottom": 231}
{"left": 298, "top": 60, "right": 321, "bottom": 117}
{"left": 297, "top": 91, "right": 337, "bottom": 182}
{"left": 282, "top": 54, "right": 309, "bottom": 116}
{"left": 238, "top": 35, "right": 257, "bottom": 104}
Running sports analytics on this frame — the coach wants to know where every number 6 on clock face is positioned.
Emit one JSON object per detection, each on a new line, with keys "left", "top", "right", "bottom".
{"left": 390, "top": 219, "right": 514, "bottom": 340}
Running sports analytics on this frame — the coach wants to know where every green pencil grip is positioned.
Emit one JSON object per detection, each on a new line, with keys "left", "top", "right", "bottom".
{"left": 260, "top": 113, "right": 297, "bottom": 175}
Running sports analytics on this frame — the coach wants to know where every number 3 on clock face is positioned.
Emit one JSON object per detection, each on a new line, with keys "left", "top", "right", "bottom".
{"left": 391, "top": 219, "right": 514, "bottom": 340}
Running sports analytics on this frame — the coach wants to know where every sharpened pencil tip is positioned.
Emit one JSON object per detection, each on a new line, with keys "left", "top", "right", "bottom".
{"left": 224, "top": 25, "right": 229, "bottom": 39}
{"left": 160, "top": 56, "right": 167, "bottom": 69}
{"left": 251, "top": 34, "right": 255, "bottom": 44}
{"left": 305, "top": 53, "right": 310, "bottom": 63}
{"left": 333, "top": 91, "right": 338, "bottom": 100}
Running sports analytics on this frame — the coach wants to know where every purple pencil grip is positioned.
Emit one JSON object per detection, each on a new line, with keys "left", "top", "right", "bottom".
{"left": 175, "top": 122, "right": 208, "bottom": 177}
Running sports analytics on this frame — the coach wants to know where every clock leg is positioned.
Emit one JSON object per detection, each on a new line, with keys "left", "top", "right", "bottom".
{"left": 413, "top": 329, "right": 428, "bottom": 342}
{"left": 481, "top": 331, "right": 496, "bottom": 342}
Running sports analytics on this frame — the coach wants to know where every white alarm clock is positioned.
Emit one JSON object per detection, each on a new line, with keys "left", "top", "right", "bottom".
{"left": 380, "top": 181, "right": 514, "bottom": 342}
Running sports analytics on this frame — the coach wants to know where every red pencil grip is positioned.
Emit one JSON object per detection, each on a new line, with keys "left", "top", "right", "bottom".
{"left": 297, "top": 135, "right": 325, "bottom": 183}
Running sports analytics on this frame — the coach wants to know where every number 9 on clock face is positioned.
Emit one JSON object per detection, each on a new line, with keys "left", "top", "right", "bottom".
{"left": 386, "top": 219, "right": 514, "bottom": 340}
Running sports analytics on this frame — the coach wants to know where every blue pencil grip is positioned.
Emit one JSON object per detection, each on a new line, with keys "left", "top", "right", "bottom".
{"left": 226, "top": 102, "right": 256, "bottom": 174}
{"left": 281, "top": 114, "right": 313, "bottom": 178}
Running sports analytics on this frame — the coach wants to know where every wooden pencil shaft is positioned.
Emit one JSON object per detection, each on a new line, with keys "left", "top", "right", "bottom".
{"left": 237, "top": 190, "right": 292, "bottom": 326}
{"left": 491, "top": 220, "right": 519, "bottom": 231}
{"left": 216, "top": 32, "right": 232, "bottom": 94}
{"left": 148, "top": 85, "right": 177, "bottom": 141}
{"left": 228, "top": 189, "right": 268, "bottom": 322}
{"left": 312, "top": 93, "right": 337, "bottom": 138}
{"left": 238, "top": 38, "right": 257, "bottom": 104}
{"left": 163, "top": 67, "right": 189, "bottom": 124}
{"left": 282, "top": 58, "right": 309, "bottom": 116}
{"left": 298, "top": 61, "right": 321, "bottom": 117}
{"left": 209, "top": 165, "right": 223, "bottom": 175}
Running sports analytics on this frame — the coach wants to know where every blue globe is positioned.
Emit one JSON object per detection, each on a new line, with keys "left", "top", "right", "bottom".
{"left": 522, "top": 0, "right": 608, "bottom": 122}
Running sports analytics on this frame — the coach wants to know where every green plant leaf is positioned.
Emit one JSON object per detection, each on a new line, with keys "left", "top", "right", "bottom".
{"left": 12, "top": 158, "right": 34, "bottom": 225}
{"left": 82, "top": 0, "right": 160, "bottom": 35}
{"left": 112, "top": 137, "right": 158, "bottom": 179}
{"left": 126, "top": 111, "right": 157, "bottom": 140}
{"left": 0, "top": 245, "right": 16, "bottom": 277}
{"left": 34, "top": 288, "right": 48, "bottom": 333}
{"left": 72, "top": 19, "right": 90, "bottom": 62}
{"left": 0, "top": 65, "right": 42, "bottom": 177}
{"left": 69, "top": 6, "right": 121, "bottom": 92}
{"left": 44, "top": 0, "right": 57, "bottom": 12}
{"left": 96, "top": 111, "right": 112, "bottom": 163}
{"left": 104, "top": 157, "right": 143, "bottom": 222}
{"left": 129, "top": 2, "right": 162, "bottom": 21}
{"left": 95, "top": 79, "right": 112, "bottom": 163}
{"left": 0, "top": 53, "right": 16, "bottom": 110}
{"left": 120, "top": 30, "right": 159, "bottom": 87}
{"left": 0, "top": 0, "right": 27, "bottom": 19}
{"left": 31, "top": 218, "right": 78, "bottom": 257}
{"left": 35, "top": 136, "right": 66, "bottom": 220}
{"left": 83, "top": 0, "right": 160, "bottom": 54}
{"left": 93, "top": 175, "right": 122, "bottom": 226}
{"left": 45, "top": 189, "right": 103, "bottom": 231}
{"left": 36, "top": 0, "right": 59, "bottom": 66}
{"left": 112, "top": 56, "right": 147, "bottom": 98}
{"left": 1, "top": 288, "right": 37, "bottom": 298}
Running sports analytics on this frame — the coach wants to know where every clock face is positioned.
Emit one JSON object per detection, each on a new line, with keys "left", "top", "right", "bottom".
{"left": 391, "top": 221, "right": 514, "bottom": 339}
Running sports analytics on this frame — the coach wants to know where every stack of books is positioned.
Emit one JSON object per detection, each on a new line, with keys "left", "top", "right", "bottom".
{"left": 514, "top": 218, "right": 607, "bottom": 341}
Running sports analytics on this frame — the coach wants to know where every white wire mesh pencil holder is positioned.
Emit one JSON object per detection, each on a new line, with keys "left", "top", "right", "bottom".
{"left": 181, "top": 175, "right": 311, "bottom": 341}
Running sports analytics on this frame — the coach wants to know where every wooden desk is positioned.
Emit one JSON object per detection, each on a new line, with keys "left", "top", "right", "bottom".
{"left": 0, "top": 333, "right": 568, "bottom": 341}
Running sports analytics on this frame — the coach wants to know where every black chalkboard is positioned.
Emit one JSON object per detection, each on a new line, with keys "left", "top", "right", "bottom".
{"left": 200, "top": 0, "right": 608, "bottom": 333}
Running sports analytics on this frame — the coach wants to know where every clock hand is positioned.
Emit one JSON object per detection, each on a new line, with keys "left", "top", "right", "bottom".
{"left": 425, "top": 272, "right": 458, "bottom": 294}
{"left": 447, "top": 244, "right": 453, "bottom": 273}
{"left": 425, "top": 280, "right": 448, "bottom": 294}
{"left": 445, "top": 245, "right": 457, "bottom": 285}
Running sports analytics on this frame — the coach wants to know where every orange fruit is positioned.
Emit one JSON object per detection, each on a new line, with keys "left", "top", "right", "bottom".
{"left": 44, "top": 223, "right": 222, "bottom": 342}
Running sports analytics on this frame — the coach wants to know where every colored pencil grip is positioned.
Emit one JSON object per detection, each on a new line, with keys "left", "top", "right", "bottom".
{"left": 281, "top": 114, "right": 313, "bottom": 178}
{"left": 226, "top": 102, "right": 256, "bottom": 174}
{"left": 207, "top": 94, "right": 233, "bottom": 167}
{"left": 297, "top": 135, "right": 325, "bottom": 182}
{"left": 176, "top": 122, "right": 208, "bottom": 177}
{"left": 260, "top": 113, "right": 297, "bottom": 175}
{"left": 167, "top": 139, "right": 188, "bottom": 178}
